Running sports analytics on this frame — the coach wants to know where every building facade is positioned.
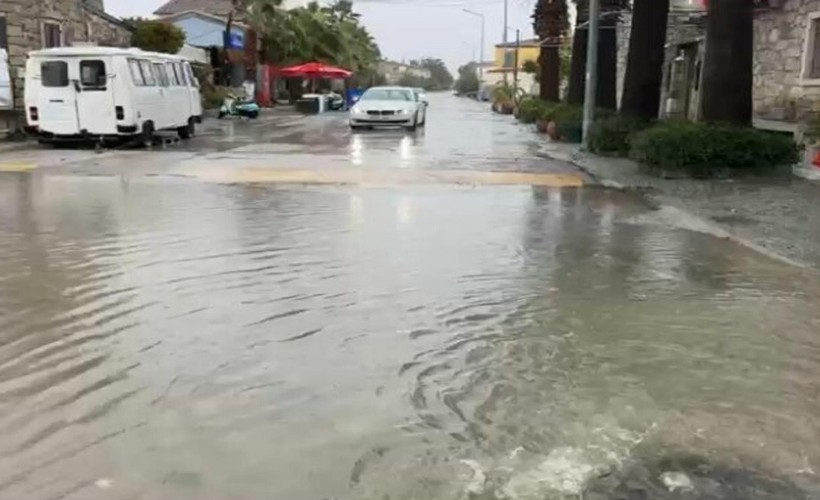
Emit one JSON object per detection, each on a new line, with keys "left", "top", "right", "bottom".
{"left": 618, "top": 0, "right": 820, "bottom": 135}
{"left": 484, "top": 39, "right": 540, "bottom": 94}
{"left": 0, "top": 0, "right": 131, "bottom": 135}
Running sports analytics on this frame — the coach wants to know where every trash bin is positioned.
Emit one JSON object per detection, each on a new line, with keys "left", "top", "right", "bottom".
{"left": 296, "top": 97, "right": 320, "bottom": 114}
{"left": 346, "top": 88, "right": 364, "bottom": 109}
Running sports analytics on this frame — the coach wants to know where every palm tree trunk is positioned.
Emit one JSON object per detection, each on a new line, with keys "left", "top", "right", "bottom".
{"left": 621, "top": 0, "right": 669, "bottom": 118}
{"left": 700, "top": 0, "right": 753, "bottom": 125}
{"left": 539, "top": 46, "right": 561, "bottom": 101}
{"left": 567, "top": 27, "right": 587, "bottom": 105}
{"left": 566, "top": 18, "right": 617, "bottom": 109}
{"left": 597, "top": 16, "right": 618, "bottom": 110}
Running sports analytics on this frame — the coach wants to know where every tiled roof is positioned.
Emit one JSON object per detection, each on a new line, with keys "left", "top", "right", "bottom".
{"left": 154, "top": 0, "right": 235, "bottom": 17}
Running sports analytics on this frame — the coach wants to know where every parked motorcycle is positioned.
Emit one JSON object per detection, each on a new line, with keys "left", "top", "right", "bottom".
{"left": 218, "top": 95, "right": 260, "bottom": 119}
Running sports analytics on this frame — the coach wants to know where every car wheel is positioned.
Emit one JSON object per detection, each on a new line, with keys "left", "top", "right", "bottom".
{"left": 178, "top": 118, "right": 195, "bottom": 139}
{"left": 140, "top": 122, "right": 155, "bottom": 148}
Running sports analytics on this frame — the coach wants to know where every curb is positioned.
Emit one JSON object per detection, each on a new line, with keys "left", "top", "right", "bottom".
{"left": 537, "top": 148, "right": 810, "bottom": 269}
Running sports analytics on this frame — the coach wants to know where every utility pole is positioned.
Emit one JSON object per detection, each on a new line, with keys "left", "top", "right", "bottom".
{"left": 582, "top": 0, "right": 601, "bottom": 148}
{"left": 513, "top": 29, "right": 520, "bottom": 96}
{"left": 463, "top": 9, "right": 486, "bottom": 89}
{"left": 503, "top": 0, "right": 509, "bottom": 84}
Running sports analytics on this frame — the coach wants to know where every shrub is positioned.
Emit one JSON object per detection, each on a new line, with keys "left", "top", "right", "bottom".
{"left": 517, "top": 97, "right": 545, "bottom": 124}
{"left": 629, "top": 122, "right": 802, "bottom": 178}
{"left": 588, "top": 115, "right": 654, "bottom": 156}
{"left": 203, "top": 86, "right": 232, "bottom": 109}
{"left": 132, "top": 20, "right": 185, "bottom": 54}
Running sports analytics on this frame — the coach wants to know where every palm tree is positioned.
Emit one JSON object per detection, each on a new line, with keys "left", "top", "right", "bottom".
{"left": 700, "top": 0, "right": 753, "bottom": 125}
{"left": 620, "top": 0, "right": 669, "bottom": 118}
{"left": 566, "top": 0, "right": 627, "bottom": 109}
{"left": 532, "top": 0, "right": 569, "bottom": 102}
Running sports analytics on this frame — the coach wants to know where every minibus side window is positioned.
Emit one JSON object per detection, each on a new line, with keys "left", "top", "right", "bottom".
{"left": 139, "top": 61, "right": 156, "bottom": 86}
{"left": 169, "top": 63, "right": 182, "bottom": 86}
{"left": 175, "top": 63, "right": 188, "bottom": 86}
{"left": 41, "top": 61, "right": 68, "bottom": 87}
{"left": 153, "top": 63, "right": 169, "bottom": 87}
{"left": 128, "top": 59, "right": 145, "bottom": 86}
{"left": 80, "top": 60, "right": 106, "bottom": 90}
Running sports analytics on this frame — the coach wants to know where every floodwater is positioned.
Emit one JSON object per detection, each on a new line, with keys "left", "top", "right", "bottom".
{"left": 0, "top": 96, "right": 819, "bottom": 500}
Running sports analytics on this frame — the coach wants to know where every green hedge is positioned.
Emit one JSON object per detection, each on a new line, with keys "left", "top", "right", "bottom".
{"left": 629, "top": 122, "right": 801, "bottom": 177}
{"left": 517, "top": 97, "right": 560, "bottom": 124}
{"left": 588, "top": 115, "right": 653, "bottom": 156}
{"left": 543, "top": 104, "right": 614, "bottom": 144}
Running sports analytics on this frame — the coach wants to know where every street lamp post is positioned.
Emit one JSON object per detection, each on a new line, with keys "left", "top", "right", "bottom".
{"left": 582, "top": 0, "right": 601, "bottom": 148}
{"left": 463, "top": 9, "right": 485, "bottom": 88}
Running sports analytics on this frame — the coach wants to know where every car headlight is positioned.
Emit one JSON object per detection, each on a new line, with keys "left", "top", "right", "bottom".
{"left": 398, "top": 109, "right": 410, "bottom": 115}
{"left": 352, "top": 108, "right": 365, "bottom": 115}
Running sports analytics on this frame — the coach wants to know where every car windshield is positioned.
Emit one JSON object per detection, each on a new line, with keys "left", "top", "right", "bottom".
{"left": 361, "top": 89, "right": 413, "bottom": 101}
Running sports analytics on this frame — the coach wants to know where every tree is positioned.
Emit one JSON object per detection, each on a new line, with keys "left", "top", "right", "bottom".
{"left": 566, "top": 0, "right": 627, "bottom": 109}
{"left": 454, "top": 62, "right": 480, "bottom": 94}
{"left": 620, "top": 0, "right": 669, "bottom": 118}
{"left": 700, "top": 0, "right": 753, "bottom": 125}
{"left": 255, "top": 0, "right": 381, "bottom": 74}
{"left": 131, "top": 20, "right": 185, "bottom": 54}
{"left": 417, "top": 58, "right": 454, "bottom": 90}
{"left": 532, "top": 0, "right": 569, "bottom": 102}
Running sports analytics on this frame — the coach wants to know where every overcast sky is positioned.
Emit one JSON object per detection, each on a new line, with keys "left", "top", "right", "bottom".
{"left": 104, "top": 0, "right": 538, "bottom": 71}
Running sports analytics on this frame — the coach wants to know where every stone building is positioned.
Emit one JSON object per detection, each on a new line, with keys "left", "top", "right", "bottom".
{"left": 0, "top": 0, "right": 132, "bottom": 135}
{"left": 618, "top": 0, "right": 820, "bottom": 136}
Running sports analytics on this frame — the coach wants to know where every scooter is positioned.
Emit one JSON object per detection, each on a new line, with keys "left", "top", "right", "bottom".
{"left": 218, "top": 94, "right": 260, "bottom": 119}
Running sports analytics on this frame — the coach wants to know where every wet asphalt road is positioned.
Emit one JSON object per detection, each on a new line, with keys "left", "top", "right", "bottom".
{"left": 0, "top": 94, "right": 819, "bottom": 500}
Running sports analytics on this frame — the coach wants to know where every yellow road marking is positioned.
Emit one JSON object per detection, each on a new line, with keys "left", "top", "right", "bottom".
{"left": 188, "top": 167, "right": 584, "bottom": 187}
{"left": 0, "top": 162, "right": 37, "bottom": 172}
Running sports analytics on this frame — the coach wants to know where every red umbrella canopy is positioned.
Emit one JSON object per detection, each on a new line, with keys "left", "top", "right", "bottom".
{"left": 278, "top": 62, "right": 352, "bottom": 79}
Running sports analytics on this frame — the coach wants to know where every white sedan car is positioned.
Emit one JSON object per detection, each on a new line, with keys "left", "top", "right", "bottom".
{"left": 349, "top": 86, "right": 426, "bottom": 131}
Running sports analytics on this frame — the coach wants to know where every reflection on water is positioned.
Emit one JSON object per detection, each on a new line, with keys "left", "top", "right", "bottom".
{"left": 0, "top": 176, "right": 818, "bottom": 499}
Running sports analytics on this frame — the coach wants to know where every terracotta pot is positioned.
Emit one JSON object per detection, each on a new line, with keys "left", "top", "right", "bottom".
{"left": 535, "top": 118, "right": 549, "bottom": 134}
{"left": 500, "top": 102, "right": 515, "bottom": 115}
{"left": 546, "top": 120, "right": 560, "bottom": 141}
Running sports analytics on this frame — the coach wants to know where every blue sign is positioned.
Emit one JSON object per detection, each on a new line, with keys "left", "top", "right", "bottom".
{"left": 224, "top": 31, "right": 244, "bottom": 50}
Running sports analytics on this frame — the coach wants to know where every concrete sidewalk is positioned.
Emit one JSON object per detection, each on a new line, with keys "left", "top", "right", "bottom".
{"left": 539, "top": 140, "right": 820, "bottom": 269}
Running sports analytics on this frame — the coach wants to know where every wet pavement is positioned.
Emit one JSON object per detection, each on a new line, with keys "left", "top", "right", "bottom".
{"left": 0, "top": 94, "right": 819, "bottom": 500}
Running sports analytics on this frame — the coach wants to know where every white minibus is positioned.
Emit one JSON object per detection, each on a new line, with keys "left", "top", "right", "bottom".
{"left": 25, "top": 46, "right": 203, "bottom": 144}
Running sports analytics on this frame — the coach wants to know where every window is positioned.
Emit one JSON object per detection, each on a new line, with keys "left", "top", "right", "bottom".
{"left": 80, "top": 60, "right": 106, "bottom": 89}
{"left": 168, "top": 63, "right": 181, "bottom": 86}
{"left": 175, "top": 63, "right": 188, "bottom": 86}
{"left": 41, "top": 61, "right": 68, "bottom": 87}
{"left": 503, "top": 50, "right": 515, "bottom": 69}
{"left": 184, "top": 63, "right": 199, "bottom": 88}
{"left": 153, "top": 63, "right": 170, "bottom": 87}
{"left": 811, "top": 19, "right": 820, "bottom": 78}
{"left": 43, "top": 22, "right": 62, "bottom": 48}
{"left": 139, "top": 60, "right": 156, "bottom": 86}
{"left": 128, "top": 59, "right": 145, "bottom": 86}
{"left": 802, "top": 14, "right": 820, "bottom": 82}
{"left": 0, "top": 17, "right": 8, "bottom": 50}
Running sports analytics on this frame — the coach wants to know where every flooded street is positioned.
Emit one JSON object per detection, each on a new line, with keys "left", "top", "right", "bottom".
{"left": 0, "top": 95, "right": 819, "bottom": 499}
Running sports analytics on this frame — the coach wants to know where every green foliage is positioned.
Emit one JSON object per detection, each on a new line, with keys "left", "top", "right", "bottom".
{"left": 629, "top": 122, "right": 802, "bottom": 177}
{"left": 551, "top": 104, "right": 584, "bottom": 142}
{"left": 257, "top": 1, "right": 380, "bottom": 75}
{"left": 588, "top": 115, "right": 654, "bottom": 156}
{"left": 203, "top": 86, "right": 232, "bottom": 109}
{"left": 454, "top": 62, "right": 480, "bottom": 95}
{"left": 521, "top": 60, "right": 539, "bottom": 75}
{"left": 517, "top": 97, "right": 560, "bottom": 124}
{"left": 413, "top": 58, "right": 454, "bottom": 90}
{"left": 131, "top": 20, "right": 185, "bottom": 54}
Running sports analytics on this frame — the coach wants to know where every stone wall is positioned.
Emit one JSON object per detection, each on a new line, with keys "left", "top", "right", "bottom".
{"left": 0, "top": 0, "right": 131, "bottom": 133}
{"left": 753, "top": 0, "right": 820, "bottom": 124}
